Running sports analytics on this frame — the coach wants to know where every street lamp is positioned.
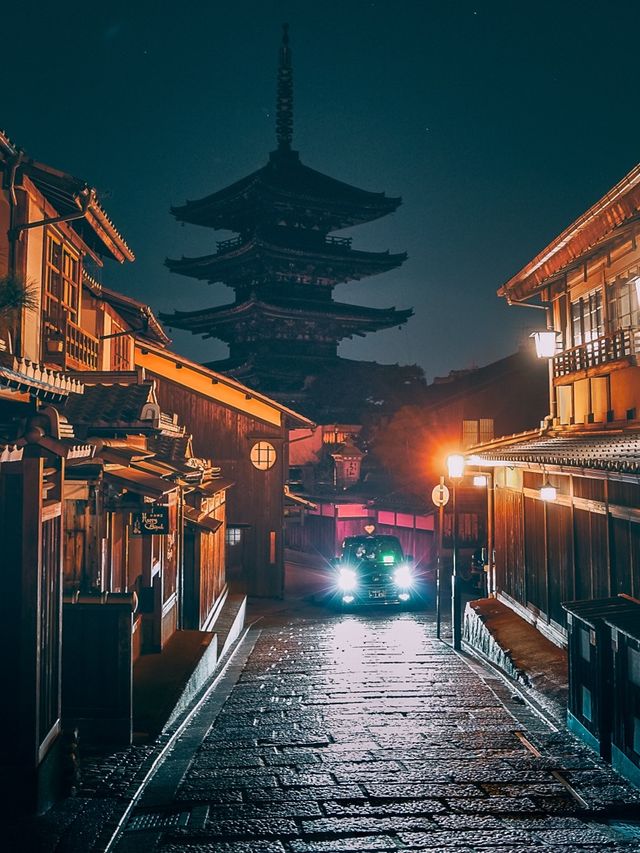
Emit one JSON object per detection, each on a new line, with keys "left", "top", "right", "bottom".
{"left": 540, "top": 480, "right": 557, "bottom": 501}
{"left": 530, "top": 330, "right": 559, "bottom": 359}
{"left": 446, "top": 453, "right": 464, "bottom": 650}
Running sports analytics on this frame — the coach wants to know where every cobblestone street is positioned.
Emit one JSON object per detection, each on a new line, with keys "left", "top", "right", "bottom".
{"left": 111, "top": 608, "right": 640, "bottom": 852}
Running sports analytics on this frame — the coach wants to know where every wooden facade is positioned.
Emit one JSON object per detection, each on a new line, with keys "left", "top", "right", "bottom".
{"left": 135, "top": 343, "right": 313, "bottom": 598}
{"left": 0, "top": 131, "right": 237, "bottom": 807}
{"left": 475, "top": 161, "right": 640, "bottom": 645}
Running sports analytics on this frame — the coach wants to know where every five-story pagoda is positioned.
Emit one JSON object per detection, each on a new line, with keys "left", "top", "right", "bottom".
{"left": 162, "top": 26, "right": 420, "bottom": 420}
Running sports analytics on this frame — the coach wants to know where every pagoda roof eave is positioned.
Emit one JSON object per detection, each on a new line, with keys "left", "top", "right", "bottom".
{"left": 170, "top": 151, "right": 401, "bottom": 230}
{"left": 160, "top": 297, "right": 412, "bottom": 335}
{"left": 165, "top": 238, "right": 407, "bottom": 283}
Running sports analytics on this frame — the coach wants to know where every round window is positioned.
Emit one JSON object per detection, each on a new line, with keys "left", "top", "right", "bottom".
{"left": 250, "top": 440, "right": 277, "bottom": 470}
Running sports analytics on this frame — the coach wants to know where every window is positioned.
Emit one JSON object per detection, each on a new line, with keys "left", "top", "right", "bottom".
{"left": 44, "top": 231, "right": 80, "bottom": 325}
{"left": 607, "top": 276, "right": 640, "bottom": 333}
{"left": 250, "top": 441, "right": 277, "bottom": 470}
{"left": 226, "top": 527, "right": 242, "bottom": 545}
{"left": 462, "top": 418, "right": 494, "bottom": 449}
{"left": 571, "top": 288, "right": 603, "bottom": 346}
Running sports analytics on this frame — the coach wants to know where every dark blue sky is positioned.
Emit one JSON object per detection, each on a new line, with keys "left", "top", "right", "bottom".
{"left": 5, "top": 1, "right": 640, "bottom": 380}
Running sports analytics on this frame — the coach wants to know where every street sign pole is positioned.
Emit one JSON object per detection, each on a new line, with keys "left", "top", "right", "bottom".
{"left": 431, "top": 477, "right": 449, "bottom": 640}
{"left": 437, "top": 496, "right": 443, "bottom": 639}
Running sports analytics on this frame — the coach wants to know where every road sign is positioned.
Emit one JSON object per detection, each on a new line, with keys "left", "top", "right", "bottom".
{"left": 431, "top": 482, "right": 450, "bottom": 507}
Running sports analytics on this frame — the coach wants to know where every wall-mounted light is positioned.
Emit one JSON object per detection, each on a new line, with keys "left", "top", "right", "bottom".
{"left": 473, "top": 474, "right": 488, "bottom": 487}
{"left": 446, "top": 453, "right": 465, "bottom": 479}
{"left": 540, "top": 480, "right": 557, "bottom": 501}
{"left": 531, "top": 330, "right": 559, "bottom": 359}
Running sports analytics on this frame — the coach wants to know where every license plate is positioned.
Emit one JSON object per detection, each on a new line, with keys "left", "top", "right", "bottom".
{"left": 370, "top": 590, "right": 386, "bottom": 599}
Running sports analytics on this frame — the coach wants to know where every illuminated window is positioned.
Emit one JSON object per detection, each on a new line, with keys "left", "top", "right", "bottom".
{"left": 226, "top": 527, "right": 242, "bottom": 545}
{"left": 250, "top": 441, "right": 276, "bottom": 470}
{"left": 607, "top": 277, "right": 640, "bottom": 333}
{"left": 571, "top": 288, "right": 603, "bottom": 346}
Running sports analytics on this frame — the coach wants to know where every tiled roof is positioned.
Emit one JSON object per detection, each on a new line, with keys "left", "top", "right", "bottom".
{"left": 170, "top": 149, "right": 401, "bottom": 231}
{"left": 161, "top": 296, "right": 412, "bottom": 337}
{"left": 83, "top": 275, "right": 170, "bottom": 346}
{"left": 0, "top": 442, "right": 23, "bottom": 463}
{"left": 0, "top": 353, "right": 84, "bottom": 399}
{"left": 165, "top": 238, "right": 406, "bottom": 285}
{"left": 63, "top": 382, "right": 159, "bottom": 433}
{"left": 474, "top": 430, "right": 640, "bottom": 475}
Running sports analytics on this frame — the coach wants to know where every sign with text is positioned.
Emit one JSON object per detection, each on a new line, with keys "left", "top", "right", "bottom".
{"left": 131, "top": 507, "right": 170, "bottom": 535}
{"left": 431, "top": 482, "right": 450, "bottom": 508}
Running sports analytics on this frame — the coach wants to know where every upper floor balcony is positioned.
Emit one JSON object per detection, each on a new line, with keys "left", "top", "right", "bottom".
{"left": 553, "top": 328, "right": 640, "bottom": 379}
{"left": 43, "top": 316, "right": 100, "bottom": 371}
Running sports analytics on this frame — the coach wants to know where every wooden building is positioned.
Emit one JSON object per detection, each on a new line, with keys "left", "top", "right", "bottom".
{"left": 472, "top": 163, "right": 640, "bottom": 645}
{"left": 0, "top": 131, "right": 234, "bottom": 806}
{"left": 160, "top": 26, "right": 423, "bottom": 422}
{"left": 0, "top": 130, "right": 140, "bottom": 808}
{"left": 135, "top": 342, "right": 313, "bottom": 598}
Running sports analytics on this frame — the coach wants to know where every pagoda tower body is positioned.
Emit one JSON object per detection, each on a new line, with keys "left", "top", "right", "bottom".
{"left": 162, "top": 27, "right": 422, "bottom": 421}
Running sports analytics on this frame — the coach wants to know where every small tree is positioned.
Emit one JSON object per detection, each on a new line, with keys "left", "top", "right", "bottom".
{"left": 0, "top": 274, "right": 38, "bottom": 352}
{"left": 0, "top": 274, "right": 38, "bottom": 321}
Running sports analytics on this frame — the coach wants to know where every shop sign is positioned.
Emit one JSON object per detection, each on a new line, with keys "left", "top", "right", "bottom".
{"left": 131, "top": 507, "right": 170, "bottom": 535}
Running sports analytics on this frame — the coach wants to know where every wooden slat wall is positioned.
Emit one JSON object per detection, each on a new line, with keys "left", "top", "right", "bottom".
{"left": 494, "top": 487, "right": 525, "bottom": 603}
{"left": 496, "top": 471, "right": 640, "bottom": 632}
{"left": 151, "top": 374, "right": 286, "bottom": 598}
{"left": 546, "top": 503, "right": 574, "bottom": 625}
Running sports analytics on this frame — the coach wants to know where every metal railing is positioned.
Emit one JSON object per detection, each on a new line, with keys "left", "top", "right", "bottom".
{"left": 553, "top": 328, "right": 640, "bottom": 378}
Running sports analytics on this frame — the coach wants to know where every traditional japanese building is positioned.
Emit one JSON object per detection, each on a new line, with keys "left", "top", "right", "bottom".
{"left": 161, "top": 26, "right": 422, "bottom": 421}
{"left": 471, "top": 161, "right": 640, "bottom": 646}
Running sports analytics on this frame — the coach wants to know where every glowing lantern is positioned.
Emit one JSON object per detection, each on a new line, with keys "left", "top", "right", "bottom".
{"left": 540, "top": 481, "right": 557, "bottom": 501}
{"left": 446, "top": 453, "right": 465, "bottom": 479}
{"left": 531, "top": 330, "right": 558, "bottom": 359}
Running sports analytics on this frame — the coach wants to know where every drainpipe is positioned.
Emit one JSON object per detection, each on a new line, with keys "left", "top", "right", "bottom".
{"left": 7, "top": 149, "right": 24, "bottom": 277}
{"left": 545, "top": 300, "right": 557, "bottom": 425}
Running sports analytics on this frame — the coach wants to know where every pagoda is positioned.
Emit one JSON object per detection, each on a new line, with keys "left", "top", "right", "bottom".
{"left": 162, "top": 26, "right": 421, "bottom": 420}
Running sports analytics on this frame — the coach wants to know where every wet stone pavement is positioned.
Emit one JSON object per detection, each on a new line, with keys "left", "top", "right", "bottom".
{"left": 112, "top": 610, "right": 640, "bottom": 852}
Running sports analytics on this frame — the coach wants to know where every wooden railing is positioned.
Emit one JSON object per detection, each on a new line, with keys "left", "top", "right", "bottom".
{"left": 65, "top": 319, "right": 99, "bottom": 370}
{"left": 553, "top": 328, "right": 640, "bottom": 378}
{"left": 43, "top": 316, "right": 100, "bottom": 371}
{"left": 325, "top": 235, "right": 352, "bottom": 249}
{"left": 216, "top": 236, "right": 244, "bottom": 254}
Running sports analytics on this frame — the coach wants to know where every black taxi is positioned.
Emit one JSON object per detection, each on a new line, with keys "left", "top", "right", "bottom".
{"left": 331, "top": 530, "right": 416, "bottom": 607}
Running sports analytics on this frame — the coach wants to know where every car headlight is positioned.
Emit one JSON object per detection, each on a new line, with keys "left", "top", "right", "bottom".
{"left": 393, "top": 564, "right": 414, "bottom": 588}
{"left": 337, "top": 566, "right": 357, "bottom": 592}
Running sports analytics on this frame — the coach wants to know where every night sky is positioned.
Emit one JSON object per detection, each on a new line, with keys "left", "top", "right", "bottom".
{"left": 4, "top": 1, "right": 640, "bottom": 381}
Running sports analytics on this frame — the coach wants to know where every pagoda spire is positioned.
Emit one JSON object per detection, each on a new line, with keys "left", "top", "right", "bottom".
{"left": 276, "top": 24, "right": 293, "bottom": 151}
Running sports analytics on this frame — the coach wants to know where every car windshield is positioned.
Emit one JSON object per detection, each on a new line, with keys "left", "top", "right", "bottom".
{"left": 340, "top": 536, "right": 404, "bottom": 565}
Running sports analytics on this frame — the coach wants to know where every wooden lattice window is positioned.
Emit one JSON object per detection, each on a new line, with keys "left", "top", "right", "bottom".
{"left": 250, "top": 441, "right": 277, "bottom": 470}
{"left": 45, "top": 230, "right": 80, "bottom": 326}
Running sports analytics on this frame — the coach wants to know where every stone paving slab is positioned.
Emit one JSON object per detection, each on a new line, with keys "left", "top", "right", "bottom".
{"left": 112, "top": 611, "right": 640, "bottom": 852}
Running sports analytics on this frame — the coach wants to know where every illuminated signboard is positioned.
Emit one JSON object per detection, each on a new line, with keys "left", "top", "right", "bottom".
{"left": 131, "top": 507, "right": 170, "bottom": 535}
